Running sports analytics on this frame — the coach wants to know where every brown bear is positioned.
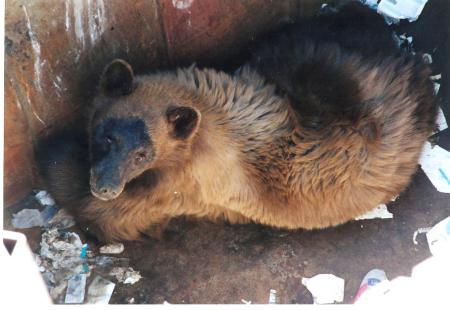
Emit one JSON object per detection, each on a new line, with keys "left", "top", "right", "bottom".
{"left": 36, "top": 3, "right": 438, "bottom": 242}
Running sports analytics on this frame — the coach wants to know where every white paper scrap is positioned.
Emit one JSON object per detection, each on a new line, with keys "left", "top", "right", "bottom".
{"left": 268, "top": 289, "right": 277, "bottom": 304}
{"left": 361, "top": 0, "right": 379, "bottom": 10}
{"left": 86, "top": 276, "right": 115, "bottom": 304}
{"left": 302, "top": 274, "right": 345, "bottom": 304}
{"left": 436, "top": 107, "right": 448, "bottom": 132}
{"left": 110, "top": 267, "right": 142, "bottom": 285}
{"left": 35, "top": 190, "right": 56, "bottom": 206}
{"left": 65, "top": 274, "right": 87, "bottom": 304}
{"left": 430, "top": 74, "right": 441, "bottom": 80}
{"left": 419, "top": 142, "right": 450, "bottom": 193}
{"left": 422, "top": 53, "right": 432, "bottom": 64}
{"left": 11, "top": 209, "right": 44, "bottom": 228}
{"left": 99, "top": 243, "right": 125, "bottom": 255}
{"left": 426, "top": 217, "right": 450, "bottom": 257}
{"left": 434, "top": 82, "right": 441, "bottom": 95}
{"left": 355, "top": 204, "right": 393, "bottom": 220}
{"left": 377, "top": 0, "right": 428, "bottom": 22}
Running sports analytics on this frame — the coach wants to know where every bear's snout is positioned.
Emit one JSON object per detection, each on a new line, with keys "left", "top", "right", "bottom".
{"left": 90, "top": 183, "right": 120, "bottom": 201}
{"left": 90, "top": 167, "right": 123, "bottom": 201}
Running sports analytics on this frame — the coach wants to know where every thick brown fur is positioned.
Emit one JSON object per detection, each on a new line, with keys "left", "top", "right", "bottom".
{"left": 37, "top": 3, "right": 438, "bottom": 242}
{"left": 38, "top": 59, "right": 436, "bottom": 241}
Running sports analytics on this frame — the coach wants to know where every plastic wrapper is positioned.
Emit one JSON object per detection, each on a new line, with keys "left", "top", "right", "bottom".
{"left": 64, "top": 274, "right": 87, "bottom": 304}
{"left": 86, "top": 276, "right": 115, "bottom": 304}
{"left": 11, "top": 209, "right": 44, "bottom": 228}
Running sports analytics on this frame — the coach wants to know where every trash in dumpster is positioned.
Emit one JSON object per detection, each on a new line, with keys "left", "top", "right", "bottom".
{"left": 302, "top": 274, "right": 345, "bottom": 304}
{"left": 422, "top": 53, "right": 432, "bottom": 64}
{"left": 11, "top": 202, "right": 75, "bottom": 230}
{"left": 40, "top": 229, "right": 86, "bottom": 269}
{"left": 11, "top": 191, "right": 73, "bottom": 229}
{"left": 99, "top": 243, "right": 125, "bottom": 255}
{"left": 434, "top": 83, "right": 441, "bottom": 95}
{"left": 11, "top": 208, "right": 44, "bottom": 228}
{"left": 393, "top": 32, "right": 414, "bottom": 52}
{"left": 377, "top": 0, "right": 429, "bottom": 23}
{"left": 110, "top": 267, "right": 142, "bottom": 285}
{"left": 47, "top": 208, "right": 76, "bottom": 229}
{"left": 91, "top": 255, "right": 130, "bottom": 267}
{"left": 38, "top": 229, "right": 88, "bottom": 301}
{"left": 413, "top": 227, "right": 432, "bottom": 245}
{"left": 35, "top": 225, "right": 140, "bottom": 303}
{"left": 430, "top": 74, "right": 441, "bottom": 80}
{"left": 355, "top": 204, "right": 393, "bottom": 220}
{"left": 35, "top": 190, "right": 56, "bottom": 206}
{"left": 435, "top": 107, "right": 448, "bottom": 132}
{"left": 64, "top": 274, "right": 87, "bottom": 304}
{"left": 85, "top": 276, "right": 116, "bottom": 304}
{"left": 426, "top": 216, "right": 450, "bottom": 257}
{"left": 41, "top": 205, "right": 58, "bottom": 224}
{"left": 360, "top": 0, "right": 378, "bottom": 10}
{"left": 268, "top": 289, "right": 277, "bottom": 304}
{"left": 353, "top": 269, "right": 390, "bottom": 303}
{"left": 419, "top": 142, "right": 450, "bottom": 193}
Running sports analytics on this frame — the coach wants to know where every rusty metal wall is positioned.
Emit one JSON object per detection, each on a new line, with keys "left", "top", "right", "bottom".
{"left": 4, "top": 0, "right": 323, "bottom": 206}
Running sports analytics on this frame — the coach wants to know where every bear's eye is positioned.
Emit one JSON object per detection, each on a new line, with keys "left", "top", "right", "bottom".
{"left": 134, "top": 152, "right": 146, "bottom": 164}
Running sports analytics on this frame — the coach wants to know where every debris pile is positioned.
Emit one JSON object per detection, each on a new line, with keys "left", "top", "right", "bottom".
{"left": 11, "top": 191, "right": 72, "bottom": 230}
{"left": 12, "top": 191, "right": 142, "bottom": 304}
{"left": 38, "top": 228, "right": 89, "bottom": 301}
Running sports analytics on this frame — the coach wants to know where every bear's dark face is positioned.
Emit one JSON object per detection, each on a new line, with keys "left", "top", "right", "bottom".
{"left": 90, "top": 117, "right": 153, "bottom": 200}
{"left": 89, "top": 59, "right": 201, "bottom": 201}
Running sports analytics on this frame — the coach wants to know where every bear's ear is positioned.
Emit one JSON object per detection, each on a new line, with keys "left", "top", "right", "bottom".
{"left": 166, "top": 106, "right": 201, "bottom": 140}
{"left": 100, "top": 59, "right": 134, "bottom": 97}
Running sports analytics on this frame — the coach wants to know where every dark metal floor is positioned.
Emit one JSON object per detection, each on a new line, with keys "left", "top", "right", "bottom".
{"left": 4, "top": 0, "right": 450, "bottom": 304}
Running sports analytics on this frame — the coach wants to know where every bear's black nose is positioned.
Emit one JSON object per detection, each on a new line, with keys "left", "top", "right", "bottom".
{"left": 100, "top": 187, "right": 117, "bottom": 196}
{"left": 91, "top": 184, "right": 121, "bottom": 201}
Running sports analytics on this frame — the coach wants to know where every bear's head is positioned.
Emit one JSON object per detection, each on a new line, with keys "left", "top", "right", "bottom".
{"left": 89, "top": 59, "right": 201, "bottom": 201}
